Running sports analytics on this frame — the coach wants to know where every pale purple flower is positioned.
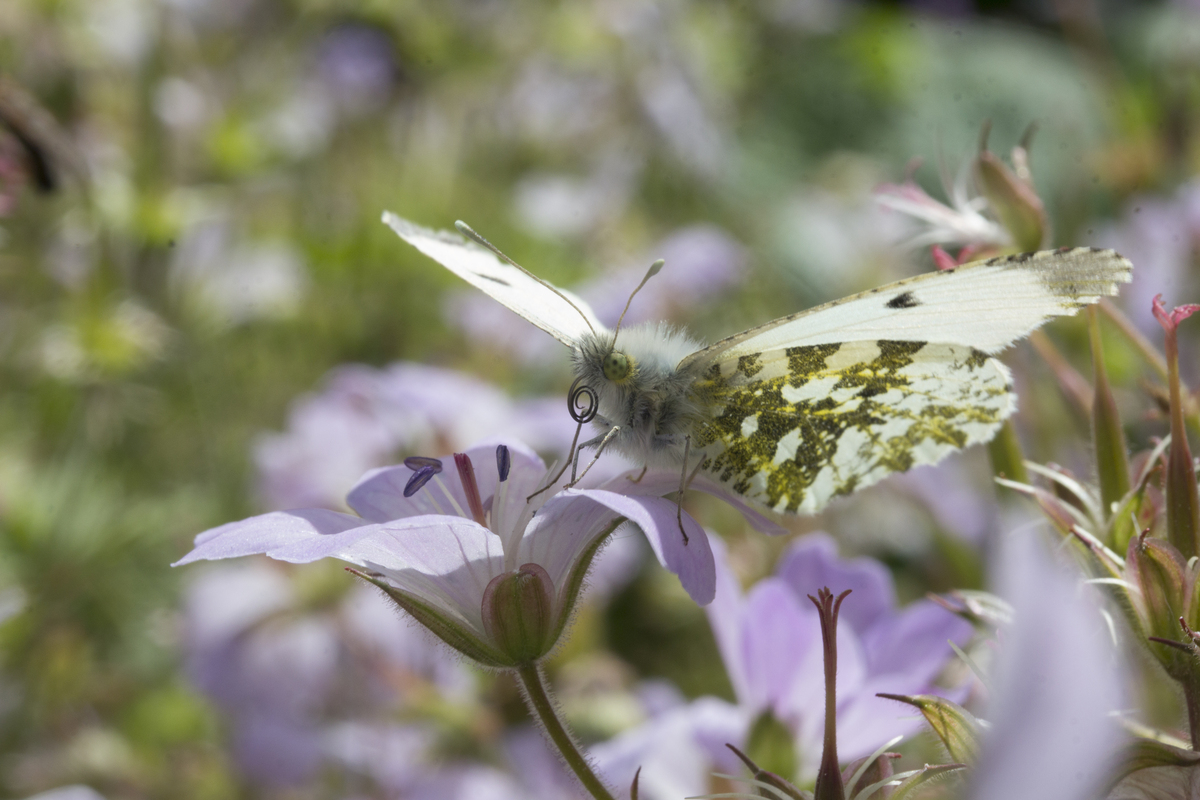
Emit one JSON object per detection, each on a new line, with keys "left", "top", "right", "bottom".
{"left": 182, "top": 560, "right": 472, "bottom": 785}
{"left": 968, "top": 530, "right": 1127, "bottom": 800}
{"left": 315, "top": 23, "right": 397, "bottom": 110}
{"left": 177, "top": 439, "right": 732, "bottom": 676}
{"left": 253, "top": 362, "right": 580, "bottom": 511}
{"left": 703, "top": 533, "right": 973, "bottom": 779}
{"left": 875, "top": 162, "right": 1010, "bottom": 251}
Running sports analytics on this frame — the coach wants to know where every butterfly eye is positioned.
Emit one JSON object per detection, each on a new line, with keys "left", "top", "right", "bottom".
{"left": 602, "top": 351, "right": 633, "bottom": 382}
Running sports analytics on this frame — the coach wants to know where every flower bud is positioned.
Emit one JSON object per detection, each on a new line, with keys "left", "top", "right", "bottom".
{"left": 1126, "top": 533, "right": 1190, "bottom": 676}
{"left": 842, "top": 753, "right": 900, "bottom": 800}
{"left": 974, "top": 134, "right": 1046, "bottom": 252}
{"left": 878, "top": 693, "right": 980, "bottom": 765}
{"left": 727, "top": 744, "right": 806, "bottom": 800}
{"left": 745, "top": 711, "right": 798, "bottom": 785}
{"left": 482, "top": 562, "right": 557, "bottom": 666}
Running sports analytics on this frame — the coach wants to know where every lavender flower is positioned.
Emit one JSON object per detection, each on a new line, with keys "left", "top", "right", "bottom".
{"left": 178, "top": 439, "right": 725, "bottom": 670}
{"left": 253, "top": 362, "right": 580, "bottom": 510}
{"left": 182, "top": 560, "right": 469, "bottom": 785}
{"left": 968, "top": 530, "right": 1127, "bottom": 800}
{"left": 705, "top": 533, "right": 973, "bottom": 779}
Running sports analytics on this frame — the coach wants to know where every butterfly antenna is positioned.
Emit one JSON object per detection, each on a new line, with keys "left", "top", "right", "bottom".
{"left": 613, "top": 258, "right": 665, "bottom": 343}
{"left": 455, "top": 220, "right": 596, "bottom": 336}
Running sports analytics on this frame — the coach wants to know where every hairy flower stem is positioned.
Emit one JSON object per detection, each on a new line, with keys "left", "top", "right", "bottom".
{"left": 516, "top": 663, "right": 617, "bottom": 800}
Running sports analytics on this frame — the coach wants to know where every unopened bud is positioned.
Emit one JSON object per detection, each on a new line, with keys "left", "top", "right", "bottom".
{"left": 482, "top": 563, "right": 557, "bottom": 665}
{"left": 974, "top": 133, "right": 1046, "bottom": 252}
{"left": 1127, "top": 533, "right": 1190, "bottom": 677}
{"left": 878, "top": 693, "right": 980, "bottom": 765}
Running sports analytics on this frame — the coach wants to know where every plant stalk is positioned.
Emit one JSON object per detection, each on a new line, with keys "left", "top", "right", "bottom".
{"left": 516, "top": 663, "right": 617, "bottom": 800}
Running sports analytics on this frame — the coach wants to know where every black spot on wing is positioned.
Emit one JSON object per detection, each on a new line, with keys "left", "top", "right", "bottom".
{"left": 477, "top": 274, "right": 512, "bottom": 286}
{"left": 886, "top": 291, "right": 921, "bottom": 309}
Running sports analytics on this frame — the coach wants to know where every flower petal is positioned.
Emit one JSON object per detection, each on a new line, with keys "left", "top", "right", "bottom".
{"left": 775, "top": 533, "right": 895, "bottom": 633}
{"left": 860, "top": 599, "right": 973, "bottom": 684}
{"left": 175, "top": 509, "right": 365, "bottom": 566}
{"left": 740, "top": 578, "right": 814, "bottom": 712}
{"left": 346, "top": 438, "right": 545, "bottom": 523}
{"left": 706, "top": 537, "right": 751, "bottom": 705}
{"left": 544, "top": 488, "right": 716, "bottom": 605}
{"left": 612, "top": 471, "right": 788, "bottom": 536}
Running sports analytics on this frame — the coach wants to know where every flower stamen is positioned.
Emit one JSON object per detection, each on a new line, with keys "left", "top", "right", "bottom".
{"left": 455, "top": 452, "right": 488, "bottom": 527}
{"left": 402, "top": 456, "right": 443, "bottom": 498}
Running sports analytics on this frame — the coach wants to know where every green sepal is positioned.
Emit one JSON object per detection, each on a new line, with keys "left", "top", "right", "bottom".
{"left": 988, "top": 420, "right": 1028, "bottom": 486}
{"left": 726, "top": 744, "right": 807, "bottom": 800}
{"left": 1109, "top": 436, "right": 1171, "bottom": 553}
{"left": 877, "top": 693, "right": 979, "bottom": 765}
{"left": 1101, "top": 738, "right": 1200, "bottom": 796}
{"left": 886, "top": 763, "right": 966, "bottom": 800}
{"left": 547, "top": 519, "right": 623, "bottom": 651}
{"left": 1090, "top": 308, "right": 1132, "bottom": 520}
{"left": 746, "top": 711, "right": 799, "bottom": 786}
{"left": 974, "top": 141, "right": 1046, "bottom": 252}
{"left": 1126, "top": 534, "right": 1190, "bottom": 677}
{"left": 348, "top": 568, "right": 515, "bottom": 669}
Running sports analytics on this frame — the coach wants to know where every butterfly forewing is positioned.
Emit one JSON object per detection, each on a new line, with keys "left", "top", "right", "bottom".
{"left": 681, "top": 247, "right": 1132, "bottom": 371}
{"left": 382, "top": 212, "right": 606, "bottom": 347}
{"left": 691, "top": 340, "right": 1014, "bottom": 514}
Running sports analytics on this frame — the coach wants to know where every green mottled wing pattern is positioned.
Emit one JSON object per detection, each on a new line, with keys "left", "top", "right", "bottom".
{"left": 691, "top": 340, "right": 1014, "bottom": 515}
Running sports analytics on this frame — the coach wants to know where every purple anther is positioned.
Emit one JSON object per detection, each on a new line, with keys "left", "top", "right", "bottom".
{"left": 404, "top": 465, "right": 437, "bottom": 498}
{"left": 496, "top": 445, "right": 511, "bottom": 482}
{"left": 404, "top": 456, "right": 443, "bottom": 471}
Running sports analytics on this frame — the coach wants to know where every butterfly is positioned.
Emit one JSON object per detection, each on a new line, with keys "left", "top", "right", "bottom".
{"left": 383, "top": 211, "right": 1131, "bottom": 516}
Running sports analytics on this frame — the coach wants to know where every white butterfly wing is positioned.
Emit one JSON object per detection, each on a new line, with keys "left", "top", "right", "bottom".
{"left": 383, "top": 212, "right": 607, "bottom": 347}
{"left": 682, "top": 247, "right": 1132, "bottom": 370}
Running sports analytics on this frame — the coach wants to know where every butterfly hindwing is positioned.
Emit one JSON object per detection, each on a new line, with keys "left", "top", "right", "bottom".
{"left": 681, "top": 247, "right": 1132, "bottom": 371}
{"left": 383, "top": 212, "right": 606, "bottom": 347}
{"left": 691, "top": 340, "right": 1014, "bottom": 514}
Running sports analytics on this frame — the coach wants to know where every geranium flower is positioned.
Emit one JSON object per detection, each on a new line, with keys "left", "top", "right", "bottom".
{"left": 702, "top": 533, "right": 973, "bottom": 780}
{"left": 176, "top": 438, "right": 730, "bottom": 669}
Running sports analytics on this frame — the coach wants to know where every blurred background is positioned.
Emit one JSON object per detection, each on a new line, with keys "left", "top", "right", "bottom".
{"left": 0, "top": 0, "right": 1197, "bottom": 797}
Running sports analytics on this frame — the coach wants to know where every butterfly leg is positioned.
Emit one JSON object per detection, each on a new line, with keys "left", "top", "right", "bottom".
{"left": 567, "top": 426, "right": 621, "bottom": 487}
{"left": 626, "top": 466, "right": 648, "bottom": 483}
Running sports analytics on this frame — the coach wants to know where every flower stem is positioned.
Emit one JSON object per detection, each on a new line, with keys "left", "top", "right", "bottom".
{"left": 516, "top": 663, "right": 617, "bottom": 800}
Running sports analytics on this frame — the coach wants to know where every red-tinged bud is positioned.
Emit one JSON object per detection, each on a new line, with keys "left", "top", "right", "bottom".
{"left": 974, "top": 141, "right": 1047, "bottom": 252}
{"left": 482, "top": 563, "right": 557, "bottom": 666}
{"left": 1153, "top": 295, "right": 1200, "bottom": 559}
{"left": 1126, "top": 532, "right": 1190, "bottom": 677}
{"left": 931, "top": 245, "right": 957, "bottom": 271}
{"left": 842, "top": 752, "right": 900, "bottom": 800}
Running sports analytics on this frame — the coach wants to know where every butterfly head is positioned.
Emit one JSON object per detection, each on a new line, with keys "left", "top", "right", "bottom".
{"left": 601, "top": 350, "right": 634, "bottom": 383}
